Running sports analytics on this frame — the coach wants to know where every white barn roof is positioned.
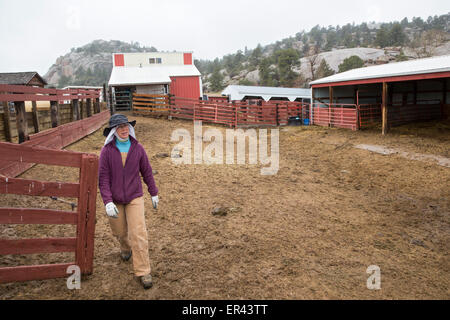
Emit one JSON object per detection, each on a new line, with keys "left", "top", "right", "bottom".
{"left": 109, "top": 65, "right": 201, "bottom": 86}
{"left": 310, "top": 54, "right": 450, "bottom": 86}
{"left": 222, "top": 85, "right": 311, "bottom": 102}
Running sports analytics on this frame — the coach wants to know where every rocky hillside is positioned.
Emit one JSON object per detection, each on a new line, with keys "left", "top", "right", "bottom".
{"left": 197, "top": 13, "right": 449, "bottom": 91}
{"left": 208, "top": 43, "right": 450, "bottom": 91}
{"left": 44, "top": 13, "right": 449, "bottom": 91}
{"left": 44, "top": 40, "right": 157, "bottom": 87}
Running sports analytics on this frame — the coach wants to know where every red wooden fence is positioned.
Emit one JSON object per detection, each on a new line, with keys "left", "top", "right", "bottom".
{"left": 170, "top": 97, "right": 309, "bottom": 128}
{"left": 0, "top": 142, "right": 98, "bottom": 283}
{"left": 0, "top": 110, "right": 110, "bottom": 178}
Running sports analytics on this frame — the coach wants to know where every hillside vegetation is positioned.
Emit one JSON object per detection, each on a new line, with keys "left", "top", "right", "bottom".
{"left": 44, "top": 13, "right": 450, "bottom": 92}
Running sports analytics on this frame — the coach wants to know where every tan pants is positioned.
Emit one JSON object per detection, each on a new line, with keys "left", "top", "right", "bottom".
{"left": 108, "top": 196, "right": 151, "bottom": 277}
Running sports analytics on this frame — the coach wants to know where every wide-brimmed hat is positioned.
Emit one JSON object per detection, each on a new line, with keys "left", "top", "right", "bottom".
{"left": 103, "top": 114, "right": 136, "bottom": 137}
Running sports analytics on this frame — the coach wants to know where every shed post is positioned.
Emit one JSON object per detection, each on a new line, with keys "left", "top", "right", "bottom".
{"left": 355, "top": 89, "right": 360, "bottom": 130}
{"left": 2, "top": 101, "right": 13, "bottom": 142}
{"left": 14, "top": 101, "right": 29, "bottom": 143}
{"left": 413, "top": 81, "right": 417, "bottom": 105}
{"left": 441, "top": 79, "right": 447, "bottom": 120}
{"left": 382, "top": 82, "right": 389, "bottom": 135}
{"left": 31, "top": 101, "right": 40, "bottom": 133}
{"left": 311, "top": 88, "right": 315, "bottom": 125}
{"left": 329, "top": 86, "right": 334, "bottom": 127}
{"left": 109, "top": 86, "right": 115, "bottom": 115}
{"left": 443, "top": 79, "right": 447, "bottom": 105}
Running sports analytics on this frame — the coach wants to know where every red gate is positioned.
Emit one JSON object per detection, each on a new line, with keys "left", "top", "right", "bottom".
{"left": 0, "top": 142, "right": 98, "bottom": 283}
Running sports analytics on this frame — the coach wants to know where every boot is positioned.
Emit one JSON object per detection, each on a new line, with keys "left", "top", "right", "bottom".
{"left": 140, "top": 274, "right": 153, "bottom": 289}
{"left": 120, "top": 250, "right": 132, "bottom": 262}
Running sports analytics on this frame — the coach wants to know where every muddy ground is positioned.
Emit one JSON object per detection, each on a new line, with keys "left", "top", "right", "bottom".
{"left": 0, "top": 114, "right": 449, "bottom": 299}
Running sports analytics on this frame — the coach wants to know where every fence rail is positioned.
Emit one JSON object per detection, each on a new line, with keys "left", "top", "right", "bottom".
{"left": 132, "top": 93, "right": 171, "bottom": 116}
{"left": 0, "top": 85, "right": 99, "bottom": 102}
{"left": 312, "top": 103, "right": 358, "bottom": 131}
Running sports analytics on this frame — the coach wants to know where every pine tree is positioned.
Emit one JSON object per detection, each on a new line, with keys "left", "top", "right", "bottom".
{"left": 316, "top": 59, "right": 335, "bottom": 79}
{"left": 209, "top": 68, "right": 224, "bottom": 92}
{"left": 338, "top": 56, "right": 364, "bottom": 73}
{"left": 250, "top": 44, "right": 263, "bottom": 67}
{"left": 375, "top": 27, "right": 390, "bottom": 47}
{"left": 389, "top": 23, "right": 406, "bottom": 46}
{"left": 275, "top": 49, "right": 300, "bottom": 87}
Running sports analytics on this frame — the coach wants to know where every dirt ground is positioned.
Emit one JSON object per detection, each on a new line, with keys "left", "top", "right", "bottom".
{"left": 0, "top": 114, "right": 449, "bottom": 300}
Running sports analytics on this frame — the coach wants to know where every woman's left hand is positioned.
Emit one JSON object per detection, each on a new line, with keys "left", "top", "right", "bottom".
{"left": 152, "top": 196, "right": 159, "bottom": 209}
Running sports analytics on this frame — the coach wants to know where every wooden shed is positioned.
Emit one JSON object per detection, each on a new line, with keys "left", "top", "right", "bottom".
{"left": 310, "top": 55, "right": 450, "bottom": 134}
{"left": 0, "top": 72, "right": 47, "bottom": 87}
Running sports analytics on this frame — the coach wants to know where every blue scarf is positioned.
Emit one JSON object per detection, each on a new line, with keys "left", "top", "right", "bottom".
{"left": 115, "top": 137, "right": 131, "bottom": 153}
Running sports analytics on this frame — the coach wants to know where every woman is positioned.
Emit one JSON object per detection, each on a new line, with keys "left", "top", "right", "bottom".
{"left": 98, "top": 113, "right": 159, "bottom": 289}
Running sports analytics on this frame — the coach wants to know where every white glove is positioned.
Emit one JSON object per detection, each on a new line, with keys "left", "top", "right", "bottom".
{"left": 105, "top": 202, "right": 119, "bottom": 219}
{"left": 151, "top": 196, "right": 159, "bottom": 209}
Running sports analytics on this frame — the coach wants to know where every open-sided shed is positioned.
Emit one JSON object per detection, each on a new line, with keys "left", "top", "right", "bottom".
{"left": 310, "top": 55, "right": 450, "bottom": 134}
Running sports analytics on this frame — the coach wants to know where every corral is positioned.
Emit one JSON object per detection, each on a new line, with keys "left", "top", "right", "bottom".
{"left": 0, "top": 112, "right": 449, "bottom": 299}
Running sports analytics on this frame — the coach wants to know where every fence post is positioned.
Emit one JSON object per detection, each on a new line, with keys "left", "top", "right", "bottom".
{"left": 73, "top": 98, "right": 80, "bottom": 121}
{"left": 102, "top": 83, "right": 107, "bottom": 105}
{"left": 94, "top": 97, "right": 100, "bottom": 114}
{"left": 14, "top": 101, "right": 29, "bottom": 143}
{"left": 86, "top": 98, "right": 92, "bottom": 118}
{"left": 382, "top": 82, "right": 389, "bottom": 135}
{"left": 168, "top": 94, "right": 173, "bottom": 119}
{"left": 76, "top": 154, "right": 98, "bottom": 275}
{"left": 80, "top": 99, "right": 85, "bottom": 119}
{"left": 31, "top": 101, "right": 40, "bottom": 133}
{"left": 275, "top": 103, "right": 279, "bottom": 126}
{"left": 50, "top": 100, "right": 59, "bottom": 128}
{"left": 2, "top": 101, "right": 12, "bottom": 142}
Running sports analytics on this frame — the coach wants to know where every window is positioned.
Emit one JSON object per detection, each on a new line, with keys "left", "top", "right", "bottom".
{"left": 149, "top": 58, "right": 162, "bottom": 64}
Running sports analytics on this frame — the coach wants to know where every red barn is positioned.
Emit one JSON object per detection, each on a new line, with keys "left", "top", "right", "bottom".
{"left": 108, "top": 52, "right": 202, "bottom": 110}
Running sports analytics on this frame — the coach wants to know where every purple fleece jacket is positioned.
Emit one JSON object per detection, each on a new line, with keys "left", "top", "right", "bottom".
{"left": 98, "top": 136, "right": 158, "bottom": 205}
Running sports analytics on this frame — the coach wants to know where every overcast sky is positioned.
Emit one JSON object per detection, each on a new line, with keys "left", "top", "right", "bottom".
{"left": 0, "top": 0, "right": 448, "bottom": 75}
